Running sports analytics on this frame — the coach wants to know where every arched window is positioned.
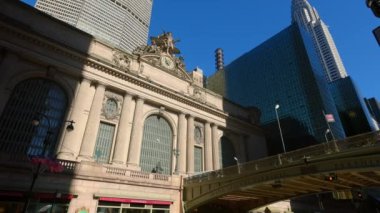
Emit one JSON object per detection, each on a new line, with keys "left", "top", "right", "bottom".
{"left": 220, "top": 136, "right": 236, "bottom": 168}
{"left": 0, "top": 78, "right": 68, "bottom": 157}
{"left": 140, "top": 115, "right": 173, "bottom": 175}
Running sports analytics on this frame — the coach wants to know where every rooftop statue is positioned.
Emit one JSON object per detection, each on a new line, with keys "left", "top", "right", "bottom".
{"left": 150, "top": 32, "right": 180, "bottom": 55}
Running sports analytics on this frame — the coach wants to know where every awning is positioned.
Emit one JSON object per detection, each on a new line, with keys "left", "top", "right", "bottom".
{"left": 99, "top": 197, "right": 172, "bottom": 205}
{"left": 0, "top": 191, "right": 24, "bottom": 197}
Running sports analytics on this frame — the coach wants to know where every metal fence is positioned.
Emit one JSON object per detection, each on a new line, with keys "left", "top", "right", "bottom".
{"left": 185, "top": 131, "right": 380, "bottom": 184}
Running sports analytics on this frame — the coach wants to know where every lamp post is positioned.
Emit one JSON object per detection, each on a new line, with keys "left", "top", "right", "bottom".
{"left": 23, "top": 114, "right": 74, "bottom": 213}
{"left": 324, "top": 129, "right": 330, "bottom": 143}
{"left": 23, "top": 113, "right": 52, "bottom": 213}
{"left": 233, "top": 157, "right": 240, "bottom": 174}
{"left": 275, "top": 104, "right": 286, "bottom": 153}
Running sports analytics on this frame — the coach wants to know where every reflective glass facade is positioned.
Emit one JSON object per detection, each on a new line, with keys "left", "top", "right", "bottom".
{"left": 329, "top": 77, "right": 376, "bottom": 136}
{"left": 225, "top": 24, "right": 345, "bottom": 154}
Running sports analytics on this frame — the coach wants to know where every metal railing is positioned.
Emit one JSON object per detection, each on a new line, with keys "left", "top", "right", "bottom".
{"left": 185, "top": 131, "right": 380, "bottom": 184}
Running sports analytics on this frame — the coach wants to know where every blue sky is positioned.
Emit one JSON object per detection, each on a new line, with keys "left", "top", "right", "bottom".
{"left": 22, "top": 0, "right": 380, "bottom": 101}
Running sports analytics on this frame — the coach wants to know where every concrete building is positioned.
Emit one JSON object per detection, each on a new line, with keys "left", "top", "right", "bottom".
{"left": 0, "top": 1, "right": 266, "bottom": 212}
{"left": 35, "top": 0, "right": 153, "bottom": 53}
{"left": 291, "top": 0, "right": 348, "bottom": 82}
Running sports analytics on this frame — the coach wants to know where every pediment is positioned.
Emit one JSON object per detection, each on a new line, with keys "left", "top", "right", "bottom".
{"left": 132, "top": 32, "right": 193, "bottom": 82}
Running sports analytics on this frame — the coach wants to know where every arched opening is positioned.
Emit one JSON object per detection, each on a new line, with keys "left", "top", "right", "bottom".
{"left": 140, "top": 114, "right": 173, "bottom": 174}
{"left": 220, "top": 136, "right": 236, "bottom": 168}
{"left": 0, "top": 78, "right": 68, "bottom": 157}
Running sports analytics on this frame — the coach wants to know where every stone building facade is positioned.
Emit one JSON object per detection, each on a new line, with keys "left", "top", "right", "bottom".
{"left": 0, "top": 2, "right": 266, "bottom": 213}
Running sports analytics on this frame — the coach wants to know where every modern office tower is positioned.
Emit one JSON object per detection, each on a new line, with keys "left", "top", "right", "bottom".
{"left": 291, "top": 0, "right": 348, "bottom": 82}
{"left": 35, "top": 0, "right": 153, "bottom": 53}
{"left": 223, "top": 23, "right": 346, "bottom": 154}
{"left": 365, "top": 97, "right": 380, "bottom": 125}
{"left": 329, "top": 77, "right": 378, "bottom": 136}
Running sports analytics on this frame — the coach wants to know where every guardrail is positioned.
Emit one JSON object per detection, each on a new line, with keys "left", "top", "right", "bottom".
{"left": 0, "top": 154, "right": 172, "bottom": 182}
{"left": 185, "top": 131, "right": 380, "bottom": 184}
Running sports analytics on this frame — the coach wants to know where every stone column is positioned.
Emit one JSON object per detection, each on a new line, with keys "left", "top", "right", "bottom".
{"left": 186, "top": 115, "right": 194, "bottom": 173}
{"left": 177, "top": 112, "right": 187, "bottom": 174}
{"left": 112, "top": 93, "right": 134, "bottom": 165}
{"left": 58, "top": 79, "right": 94, "bottom": 160}
{"left": 212, "top": 124, "right": 220, "bottom": 170}
{"left": 204, "top": 122, "right": 213, "bottom": 171}
{"left": 127, "top": 97, "right": 145, "bottom": 168}
{"left": 78, "top": 83, "right": 106, "bottom": 161}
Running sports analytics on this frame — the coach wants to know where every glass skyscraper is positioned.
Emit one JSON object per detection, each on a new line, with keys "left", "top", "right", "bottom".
{"left": 223, "top": 24, "right": 345, "bottom": 154}
{"left": 329, "top": 77, "right": 378, "bottom": 136}
{"left": 291, "top": 0, "right": 348, "bottom": 82}
{"left": 35, "top": 0, "right": 153, "bottom": 53}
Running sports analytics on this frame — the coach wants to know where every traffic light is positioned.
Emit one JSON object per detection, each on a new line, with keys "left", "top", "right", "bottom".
{"left": 367, "top": 0, "right": 380, "bottom": 18}
{"left": 325, "top": 173, "right": 338, "bottom": 182}
{"left": 357, "top": 191, "right": 363, "bottom": 199}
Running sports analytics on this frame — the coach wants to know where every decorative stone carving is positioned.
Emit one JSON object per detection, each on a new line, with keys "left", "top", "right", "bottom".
{"left": 113, "top": 50, "right": 131, "bottom": 71}
{"left": 101, "top": 91, "right": 123, "bottom": 120}
{"left": 192, "top": 87, "right": 206, "bottom": 103}
{"left": 132, "top": 32, "right": 191, "bottom": 82}
{"left": 246, "top": 107, "right": 261, "bottom": 125}
{"left": 194, "top": 124, "right": 204, "bottom": 145}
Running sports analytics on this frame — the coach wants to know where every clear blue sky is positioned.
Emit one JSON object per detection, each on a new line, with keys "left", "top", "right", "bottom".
{"left": 22, "top": 0, "right": 380, "bottom": 101}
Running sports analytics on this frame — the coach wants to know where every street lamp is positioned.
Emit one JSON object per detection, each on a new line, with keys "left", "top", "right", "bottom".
{"left": 324, "top": 129, "right": 330, "bottom": 143}
{"left": 23, "top": 113, "right": 52, "bottom": 213}
{"left": 23, "top": 113, "right": 74, "bottom": 213}
{"left": 275, "top": 104, "right": 286, "bottom": 153}
{"left": 233, "top": 157, "right": 240, "bottom": 174}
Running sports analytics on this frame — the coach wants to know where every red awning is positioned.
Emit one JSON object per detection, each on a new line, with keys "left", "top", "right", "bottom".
{"left": 0, "top": 191, "right": 24, "bottom": 197}
{"left": 99, "top": 197, "right": 172, "bottom": 205}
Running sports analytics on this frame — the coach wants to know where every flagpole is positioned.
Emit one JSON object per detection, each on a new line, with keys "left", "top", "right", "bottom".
{"left": 322, "top": 110, "right": 339, "bottom": 152}
{"left": 322, "top": 110, "right": 336, "bottom": 140}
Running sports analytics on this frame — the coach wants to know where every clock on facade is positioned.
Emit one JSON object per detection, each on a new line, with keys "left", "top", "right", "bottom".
{"left": 160, "top": 56, "right": 175, "bottom": 70}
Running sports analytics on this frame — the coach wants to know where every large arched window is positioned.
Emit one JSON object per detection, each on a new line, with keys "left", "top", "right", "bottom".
{"left": 0, "top": 78, "right": 68, "bottom": 157}
{"left": 140, "top": 115, "right": 173, "bottom": 175}
{"left": 220, "top": 136, "right": 236, "bottom": 168}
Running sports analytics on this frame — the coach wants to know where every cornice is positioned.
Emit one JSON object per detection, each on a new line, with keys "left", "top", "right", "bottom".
{"left": 0, "top": 21, "right": 261, "bottom": 132}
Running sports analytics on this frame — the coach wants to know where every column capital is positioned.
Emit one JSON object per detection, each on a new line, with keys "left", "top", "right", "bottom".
{"left": 211, "top": 123, "right": 218, "bottom": 128}
{"left": 92, "top": 81, "right": 106, "bottom": 88}
{"left": 134, "top": 95, "right": 145, "bottom": 102}
{"left": 80, "top": 78, "right": 92, "bottom": 84}
{"left": 123, "top": 92, "right": 134, "bottom": 98}
{"left": 178, "top": 111, "right": 186, "bottom": 116}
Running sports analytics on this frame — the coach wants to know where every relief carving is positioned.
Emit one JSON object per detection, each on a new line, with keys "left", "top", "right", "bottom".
{"left": 113, "top": 50, "right": 131, "bottom": 71}
{"left": 192, "top": 87, "right": 206, "bottom": 103}
{"left": 101, "top": 92, "right": 123, "bottom": 120}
